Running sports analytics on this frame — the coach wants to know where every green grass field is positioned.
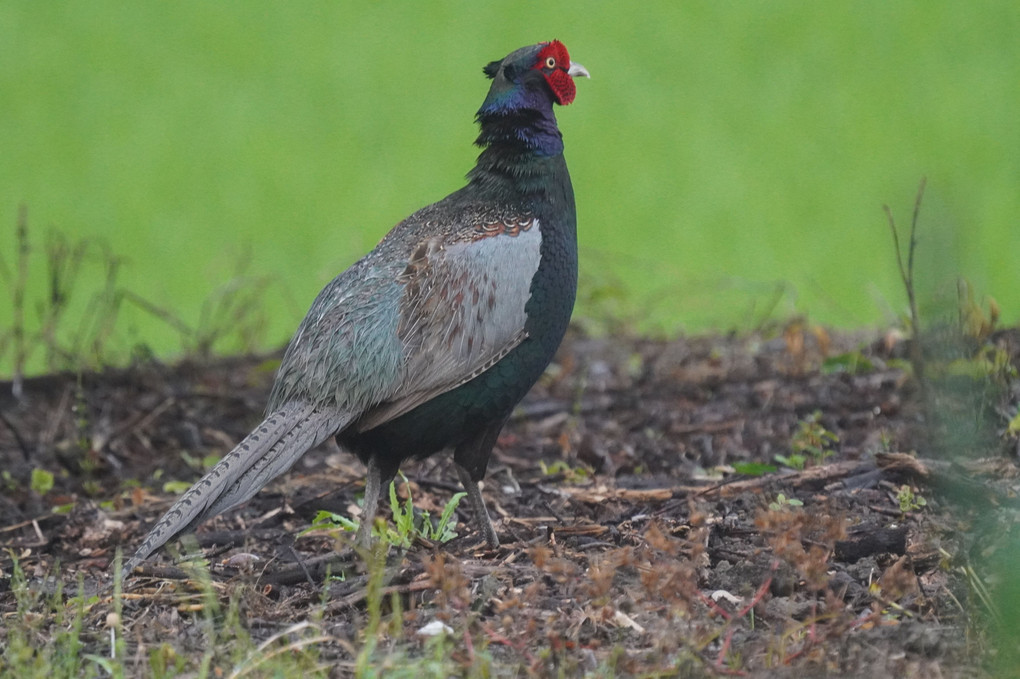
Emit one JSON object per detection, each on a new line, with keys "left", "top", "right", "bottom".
{"left": 2, "top": 1, "right": 1018, "bottom": 375}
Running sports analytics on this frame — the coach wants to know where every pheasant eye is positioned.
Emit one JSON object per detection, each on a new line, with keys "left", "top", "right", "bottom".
{"left": 545, "top": 56, "right": 556, "bottom": 69}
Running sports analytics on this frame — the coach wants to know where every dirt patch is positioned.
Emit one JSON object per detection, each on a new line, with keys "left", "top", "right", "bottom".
{"left": 2, "top": 326, "right": 1018, "bottom": 676}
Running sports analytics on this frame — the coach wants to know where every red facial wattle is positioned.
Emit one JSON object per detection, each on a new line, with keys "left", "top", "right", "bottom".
{"left": 534, "top": 40, "right": 577, "bottom": 106}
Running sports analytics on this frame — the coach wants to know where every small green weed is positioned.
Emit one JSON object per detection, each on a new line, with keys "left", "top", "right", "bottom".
{"left": 732, "top": 461, "right": 778, "bottom": 477}
{"left": 895, "top": 484, "right": 927, "bottom": 513}
{"left": 30, "top": 467, "right": 55, "bottom": 494}
{"left": 768, "top": 493, "right": 804, "bottom": 511}
{"left": 773, "top": 453, "right": 807, "bottom": 471}
{"left": 162, "top": 480, "right": 193, "bottom": 494}
{"left": 303, "top": 473, "right": 465, "bottom": 548}
{"left": 787, "top": 410, "right": 839, "bottom": 467}
{"left": 387, "top": 474, "right": 465, "bottom": 546}
{"left": 539, "top": 459, "right": 592, "bottom": 483}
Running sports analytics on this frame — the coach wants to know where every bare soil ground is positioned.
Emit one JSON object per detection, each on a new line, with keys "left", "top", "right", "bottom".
{"left": 2, "top": 325, "right": 1018, "bottom": 677}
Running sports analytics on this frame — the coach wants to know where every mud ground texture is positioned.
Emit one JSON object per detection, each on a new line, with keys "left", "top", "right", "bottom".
{"left": 2, "top": 324, "right": 1019, "bottom": 677}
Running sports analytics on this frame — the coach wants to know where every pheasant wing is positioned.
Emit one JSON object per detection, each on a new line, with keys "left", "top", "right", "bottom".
{"left": 355, "top": 214, "right": 542, "bottom": 429}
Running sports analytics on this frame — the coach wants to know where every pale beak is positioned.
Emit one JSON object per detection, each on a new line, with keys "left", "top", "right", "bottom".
{"left": 568, "top": 61, "right": 590, "bottom": 79}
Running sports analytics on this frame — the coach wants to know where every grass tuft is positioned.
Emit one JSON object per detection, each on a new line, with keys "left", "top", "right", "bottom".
{"left": 0, "top": 210, "right": 273, "bottom": 380}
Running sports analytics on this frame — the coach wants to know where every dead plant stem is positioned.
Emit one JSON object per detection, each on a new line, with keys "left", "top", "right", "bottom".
{"left": 885, "top": 177, "right": 926, "bottom": 381}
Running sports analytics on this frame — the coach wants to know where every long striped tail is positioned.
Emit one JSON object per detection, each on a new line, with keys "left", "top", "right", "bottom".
{"left": 123, "top": 402, "right": 349, "bottom": 574}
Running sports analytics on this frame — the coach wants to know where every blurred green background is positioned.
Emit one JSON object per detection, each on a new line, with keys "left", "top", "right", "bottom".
{"left": 2, "top": 1, "right": 1018, "bottom": 376}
